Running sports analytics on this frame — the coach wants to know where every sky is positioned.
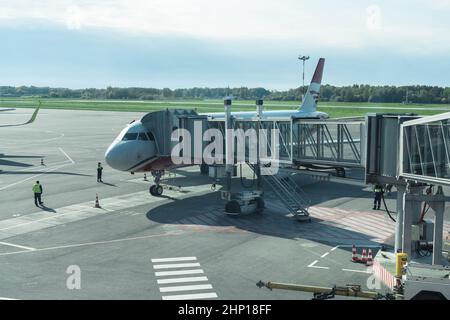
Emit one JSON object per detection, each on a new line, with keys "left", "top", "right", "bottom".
{"left": 0, "top": 0, "right": 449, "bottom": 90}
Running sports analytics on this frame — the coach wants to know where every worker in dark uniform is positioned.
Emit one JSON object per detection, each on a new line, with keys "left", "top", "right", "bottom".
{"left": 33, "top": 181, "right": 43, "bottom": 207}
{"left": 385, "top": 184, "right": 393, "bottom": 195}
{"left": 97, "top": 162, "right": 103, "bottom": 183}
{"left": 373, "top": 184, "right": 384, "bottom": 210}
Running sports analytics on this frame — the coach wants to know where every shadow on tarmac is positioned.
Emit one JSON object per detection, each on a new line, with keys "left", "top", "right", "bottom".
{"left": 101, "top": 181, "right": 117, "bottom": 187}
{"left": 0, "top": 153, "right": 43, "bottom": 168}
{"left": 145, "top": 167, "right": 449, "bottom": 248}
{"left": 0, "top": 171, "right": 92, "bottom": 177}
{"left": 145, "top": 186, "right": 385, "bottom": 248}
{"left": 39, "top": 205, "right": 56, "bottom": 213}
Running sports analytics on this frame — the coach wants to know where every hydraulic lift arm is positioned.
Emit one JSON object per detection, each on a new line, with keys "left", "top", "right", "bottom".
{"left": 256, "top": 280, "right": 395, "bottom": 300}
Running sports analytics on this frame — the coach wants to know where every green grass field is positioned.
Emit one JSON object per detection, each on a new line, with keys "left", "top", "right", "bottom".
{"left": 1, "top": 97, "right": 449, "bottom": 118}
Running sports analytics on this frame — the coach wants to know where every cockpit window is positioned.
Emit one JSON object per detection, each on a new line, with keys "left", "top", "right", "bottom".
{"left": 137, "top": 132, "right": 148, "bottom": 141}
{"left": 122, "top": 133, "right": 138, "bottom": 141}
{"left": 147, "top": 131, "right": 155, "bottom": 141}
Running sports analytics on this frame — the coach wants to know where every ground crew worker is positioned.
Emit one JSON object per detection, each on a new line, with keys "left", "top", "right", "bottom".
{"left": 373, "top": 184, "right": 384, "bottom": 210}
{"left": 385, "top": 184, "right": 393, "bottom": 195}
{"left": 97, "top": 162, "right": 103, "bottom": 183}
{"left": 33, "top": 181, "right": 43, "bottom": 207}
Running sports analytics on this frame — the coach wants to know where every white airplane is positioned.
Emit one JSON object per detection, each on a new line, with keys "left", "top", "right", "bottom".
{"left": 206, "top": 58, "right": 328, "bottom": 121}
{"left": 105, "top": 58, "right": 328, "bottom": 195}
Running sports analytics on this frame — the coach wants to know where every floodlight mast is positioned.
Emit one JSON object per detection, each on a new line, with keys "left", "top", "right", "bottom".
{"left": 298, "top": 55, "right": 310, "bottom": 101}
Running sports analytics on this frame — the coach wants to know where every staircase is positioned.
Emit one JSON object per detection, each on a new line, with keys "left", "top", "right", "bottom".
{"left": 248, "top": 163, "right": 311, "bottom": 221}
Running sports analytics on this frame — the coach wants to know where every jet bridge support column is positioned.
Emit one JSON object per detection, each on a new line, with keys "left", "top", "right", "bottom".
{"left": 395, "top": 185, "right": 406, "bottom": 254}
{"left": 429, "top": 187, "right": 445, "bottom": 265}
{"left": 224, "top": 98, "right": 233, "bottom": 192}
{"left": 256, "top": 99, "right": 263, "bottom": 190}
{"left": 401, "top": 184, "right": 445, "bottom": 264}
{"left": 402, "top": 185, "right": 425, "bottom": 258}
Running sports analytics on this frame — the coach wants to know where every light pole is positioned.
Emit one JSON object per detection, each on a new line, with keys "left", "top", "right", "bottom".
{"left": 298, "top": 55, "right": 310, "bottom": 101}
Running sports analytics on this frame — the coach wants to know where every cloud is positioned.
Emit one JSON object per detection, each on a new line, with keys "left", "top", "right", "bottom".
{"left": 419, "top": 0, "right": 450, "bottom": 9}
{"left": 0, "top": 0, "right": 449, "bottom": 54}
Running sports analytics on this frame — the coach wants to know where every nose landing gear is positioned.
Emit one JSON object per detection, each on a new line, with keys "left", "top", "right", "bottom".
{"left": 149, "top": 170, "right": 164, "bottom": 196}
{"left": 149, "top": 184, "right": 163, "bottom": 196}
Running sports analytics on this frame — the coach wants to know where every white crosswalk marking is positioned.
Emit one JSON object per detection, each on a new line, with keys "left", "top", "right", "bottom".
{"left": 151, "top": 257, "right": 197, "bottom": 263}
{"left": 151, "top": 256, "right": 218, "bottom": 300}
{"left": 159, "top": 284, "right": 213, "bottom": 293}
{"left": 155, "top": 269, "right": 204, "bottom": 277}
{"left": 0, "top": 185, "right": 213, "bottom": 241}
{"left": 162, "top": 293, "right": 218, "bottom": 300}
{"left": 157, "top": 276, "right": 208, "bottom": 284}
{"left": 153, "top": 263, "right": 201, "bottom": 269}
{"left": 340, "top": 217, "right": 392, "bottom": 237}
{"left": 165, "top": 203, "right": 448, "bottom": 244}
{"left": 306, "top": 205, "right": 400, "bottom": 242}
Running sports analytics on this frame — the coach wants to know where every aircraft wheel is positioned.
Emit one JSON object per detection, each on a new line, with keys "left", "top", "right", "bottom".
{"left": 149, "top": 185, "right": 156, "bottom": 196}
{"left": 154, "top": 185, "right": 164, "bottom": 196}
{"left": 225, "top": 200, "right": 241, "bottom": 214}
{"left": 255, "top": 197, "right": 265, "bottom": 212}
{"left": 200, "top": 163, "right": 209, "bottom": 175}
{"left": 336, "top": 167, "right": 346, "bottom": 177}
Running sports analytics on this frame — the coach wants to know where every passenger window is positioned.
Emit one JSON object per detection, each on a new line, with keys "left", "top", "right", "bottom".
{"left": 122, "top": 133, "right": 138, "bottom": 141}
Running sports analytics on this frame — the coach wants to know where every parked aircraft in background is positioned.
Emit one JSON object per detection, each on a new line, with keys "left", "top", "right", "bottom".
{"left": 0, "top": 101, "right": 40, "bottom": 128}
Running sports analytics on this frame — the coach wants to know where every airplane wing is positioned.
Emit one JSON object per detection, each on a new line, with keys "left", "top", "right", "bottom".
{"left": 0, "top": 101, "right": 40, "bottom": 127}
{"left": 25, "top": 101, "right": 41, "bottom": 124}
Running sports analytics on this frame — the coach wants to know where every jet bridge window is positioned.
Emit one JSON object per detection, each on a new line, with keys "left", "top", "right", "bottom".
{"left": 122, "top": 133, "right": 138, "bottom": 141}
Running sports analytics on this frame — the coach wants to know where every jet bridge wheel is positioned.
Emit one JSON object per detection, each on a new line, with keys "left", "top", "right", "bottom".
{"left": 255, "top": 197, "right": 265, "bottom": 213}
{"left": 149, "top": 185, "right": 164, "bottom": 196}
{"left": 225, "top": 200, "right": 241, "bottom": 214}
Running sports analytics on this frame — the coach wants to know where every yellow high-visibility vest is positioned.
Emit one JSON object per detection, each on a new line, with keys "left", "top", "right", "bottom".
{"left": 33, "top": 184, "right": 41, "bottom": 193}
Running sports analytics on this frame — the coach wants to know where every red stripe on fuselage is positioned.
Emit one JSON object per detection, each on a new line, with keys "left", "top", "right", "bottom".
{"left": 133, "top": 156, "right": 176, "bottom": 172}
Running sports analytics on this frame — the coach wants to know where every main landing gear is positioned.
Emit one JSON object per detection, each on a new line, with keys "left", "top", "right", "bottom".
{"left": 149, "top": 170, "right": 164, "bottom": 196}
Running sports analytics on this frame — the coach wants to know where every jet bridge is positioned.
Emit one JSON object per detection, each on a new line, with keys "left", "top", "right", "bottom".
{"left": 293, "top": 119, "right": 365, "bottom": 168}
{"left": 207, "top": 116, "right": 365, "bottom": 169}
{"left": 400, "top": 112, "right": 450, "bottom": 186}
{"left": 365, "top": 112, "right": 450, "bottom": 265}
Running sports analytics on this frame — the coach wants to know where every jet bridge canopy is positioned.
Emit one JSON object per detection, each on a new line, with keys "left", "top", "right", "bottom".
{"left": 400, "top": 112, "right": 450, "bottom": 186}
{"left": 141, "top": 109, "right": 207, "bottom": 157}
{"left": 293, "top": 119, "right": 365, "bottom": 168}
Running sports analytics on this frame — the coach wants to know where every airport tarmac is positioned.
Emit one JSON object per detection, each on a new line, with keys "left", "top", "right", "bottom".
{"left": 0, "top": 108, "right": 449, "bottom": 300}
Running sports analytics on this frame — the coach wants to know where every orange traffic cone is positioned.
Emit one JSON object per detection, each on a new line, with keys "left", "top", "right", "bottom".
{"left": 361, "top": 248, "right": 368, "bottom": 264}
{"left": 366, "top": 249, "right": 373, "bottom": 266}
{"left": 351, "top": 245, "right": 359, "bottom": 262}
{"left": 94, "top": 193, "right": 101, "bottom": 208}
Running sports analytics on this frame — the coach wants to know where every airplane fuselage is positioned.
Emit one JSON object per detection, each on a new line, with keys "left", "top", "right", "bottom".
{"left": 205, "top": 109, "right": 329, "bottom": 121}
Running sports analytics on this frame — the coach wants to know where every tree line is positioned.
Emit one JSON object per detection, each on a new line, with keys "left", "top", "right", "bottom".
{"left": 1, "top": 85, "right": 450, "bottom": 104}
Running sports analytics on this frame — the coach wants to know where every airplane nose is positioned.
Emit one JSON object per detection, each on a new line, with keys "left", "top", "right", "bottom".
{"left": 105, "top": 143, "right": 130, "bottom": 171}
{"left": 105, "top": 139, "right": 156, "bottom": 172}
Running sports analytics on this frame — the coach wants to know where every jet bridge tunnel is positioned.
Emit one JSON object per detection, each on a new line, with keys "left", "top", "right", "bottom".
{"left": 365, "top": 112, "right": 450, "bottom": 265}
